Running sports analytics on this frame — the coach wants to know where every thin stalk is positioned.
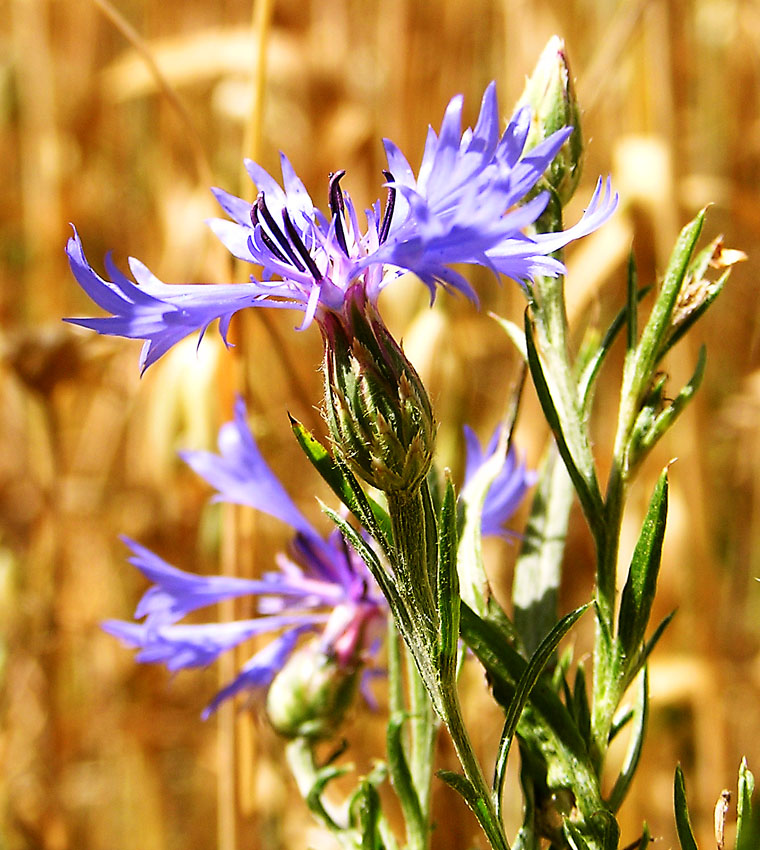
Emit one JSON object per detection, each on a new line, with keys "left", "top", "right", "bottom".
{"left": 590, "top": 343, "right": 643, "bottom": 769}
{"left": 405, "top": 644, "right": 437, "bottom": 824}
{"left": 386, "top": 489, "right": 437, "bottom": 652}
{"left": 385, "top": 487, "right": 510, "bottom": 850}
{"left": 440, "top": 691, "right": 511, "bottom": 850}
{"left": 387, "top": 618, "right": 430, "bottom": 850}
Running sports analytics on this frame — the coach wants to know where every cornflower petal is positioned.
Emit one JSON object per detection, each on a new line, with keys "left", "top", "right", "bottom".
{"left": 179, "top": 397, "right": 316, "bottom": 538}
{"left": 64, "top": 228, "right": 284, "bottom": 373}
{"left": 102, "top": 613, "right": 327, "bottom": 672}
{"left": 463, "top": 424, "right": 537, "bottom": 538}
{"left": 201, "top": 627, "right": 308, "bottom": 718}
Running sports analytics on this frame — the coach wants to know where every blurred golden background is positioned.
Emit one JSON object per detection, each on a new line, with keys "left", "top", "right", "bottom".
{"left": 2, "top": 0, "right": 760, "bottom": 848}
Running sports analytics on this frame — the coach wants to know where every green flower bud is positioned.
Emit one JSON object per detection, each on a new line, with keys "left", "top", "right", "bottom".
{"left": 266, "top": 641, "right": 360, "bottom": 740}
{"left": 517, "top": 35, "right": 583, "bottom": 206}
{"left": 322, "top": 285, "right": 436, "bottom": 493}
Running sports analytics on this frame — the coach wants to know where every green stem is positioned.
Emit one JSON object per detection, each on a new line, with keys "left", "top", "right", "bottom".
{"left": 406, "top": 644, "right": 437, "bottom": 825}
{"left": 387, "top": 618, "right": 432, "bottom": 850}
{"left": 441, "top": 690, "right": 511, "bottom": 850}
{"left": 386, "top": 489, "right": 437, "bottom": 650}
{"left": 385, "top": 486, "right": 510, "bottom": 850}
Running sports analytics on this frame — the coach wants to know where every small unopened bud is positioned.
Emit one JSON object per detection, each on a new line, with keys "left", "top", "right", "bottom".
{"left": 266, "top": 641, "right": 360, "bottom": 740}
{"left": 323, "top": 285, "right": 436, "bottom": 493}
{"left": 518, "top": 35, "right": 583, "bottom": 206}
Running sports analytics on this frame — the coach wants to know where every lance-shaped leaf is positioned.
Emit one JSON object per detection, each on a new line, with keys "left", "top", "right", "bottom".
{"left": 285, "top": 739, "right": 353, "bottom": 835}
{"left": 630, "top": 347, "right": 706, "bottom": 469}
{"left": 493, "top": 603, "right": 590, "bottom": 822}
{"left": 436, "top": 771, "right": 508, "bottom": 850}
{"left": 564, "top": 814, "right": 622, "bottom": 850}
{"left": 631, "top": 210, "right": 705, "bottom": 400}
{"left": 437, "top": 477, "right": 460, "bottom": 680}
{"left": 617, "top": 469, "right": 668, "bottom": 664}
{"left": 629, "top": 609, "right": 677, "bottom": 687}
{"left": 606, "top": 667, "right": 648, "bottom": 812}
{"left": 572, "top": 662, "right": 592, "bottom": 749}
{"left": 386, "top": 713, "right": 426, "bottom": 846}
{"left": 627, "top": 250, "right": 639, "bottom": 354}
{"left": 348, "top": 770, "right": 386, "bottom": 850}
{"left": 578, "top": 281, "right": 652, "bottom": 415}
{"left": 659, "top": 233, "right": 744, "bottom": 358}
{"left": 737, "top": 758, "right": 757, "bottom": 850}
{"left": 525, "top": 309, "right": 604, "bottom": 539}
{"left": 673, "top": 766, "right": 699, "bottom": 850}
{"left": 291, "top": 417, "right": 392, "bottom": 554}
{"left": 460, "top": 604, "right": 605, "bottom": 823}
{"left": 563, "top": 821, "right": 592, "bottom": 850}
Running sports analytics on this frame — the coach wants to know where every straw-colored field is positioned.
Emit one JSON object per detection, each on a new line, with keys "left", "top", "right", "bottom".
{"left": 2, "top": 1, "right": 759, "bottom": 848}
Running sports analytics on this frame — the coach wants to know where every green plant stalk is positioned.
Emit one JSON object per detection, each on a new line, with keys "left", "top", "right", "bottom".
{"left": 531, "top": 266, "right": 626, "bottom": 784}
{"left": 388, "top": 618, "right": 431, "bottom": 850}
{"left": 590, "top": 335, "right": 652, "bottom": 769}
{"left": 386, "top": 490, "right": 438, "bottom": 653}
{"left": 531, "top": 276, "right": 606, "bottom": 550}
{"left": 405, "top": 644, "right": 438, "bottom": 824}
{"left": 385, "top": 488, "right": 510, "bottom": 850}
{"left": 440, "top": 688, "right": 511, "bottom": 850}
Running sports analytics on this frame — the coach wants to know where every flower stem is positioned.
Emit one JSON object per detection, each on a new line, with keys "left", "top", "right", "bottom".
{"left": 385, "top": 486, "right": 510, "bottom": 850}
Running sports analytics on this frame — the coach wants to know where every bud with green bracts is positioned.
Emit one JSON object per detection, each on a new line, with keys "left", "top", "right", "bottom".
{"left": 266, "top": 640, "right": 361, "bottom": 740}
{"left": 322, "top": 284, "right": 436, "bottom": 493}
{"left": 517, "top": 35, "right": 583, "bottom": 207}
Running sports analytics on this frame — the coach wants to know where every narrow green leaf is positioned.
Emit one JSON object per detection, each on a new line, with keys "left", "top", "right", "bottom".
{"left": 631, "top": 610, "right": 676, "bottom": 685}
{"left": 563, "top": 820, "right": 591, "bottom": 850}
{"left": 618, "top": 469, "right": 669, "bottom": 662}
{"left": 633, "top": 209, "right": 706, "bottom": 395}
{"left": 305, "top": 763, "right": 353, "bottom": 833}
{"left": 513, "top": 747, "right": 540, "bottom": 850}
{"left": 737, "top": 758, "right": 756, "bottom": 849}
{"left": 524, "top": 310, "right": 603, "bottom": 531}
{"left": 493, "top": 604, "right": 590, "bottom": 821}
{"left": 290, "top": 417, "right": 392, "bottom": 552}
{"left": 572, "top": 662, "right": 591, "bottom": 748}
{"left": 460, "top": 605, "right": 608, "bottom": 830}
{"left": 578, "top": 284, "right": 652, "bottom": 415}
{"left": 348, "top": 777, "right": 383, "bottom": 850}
{"left": 609, "top": 706, "right": 635, "bottom": 742}
{"left": 437, "top": 771, "right": 507, "bottom": 850}
{"left": 627, "top": 250, "right": 639, "bottom": 352}
{"left": 660, "top": 268, "right": 728, "bottom": 357}
{"left": 673, "top": 766, "right": 699, "bottom": 850}
{"left": 386, "top": 714, "right": 425, "bottom": 842}
{"left": 607, "top": 668, "right": 649, "bottom": 812}
{"left": 437, "top": 477, "right": 460, "bottom": 679}
{"left": 421, "top": 479, "right": 439, "bottom": 602}
{"left": 636, "top": 347, "right": 706, "bottom": 462}
{"left": 638, "top": 823, "right": 652, "bottom": 850}
{"left": 321, "top": 504, "right": 412, "bottom": 645}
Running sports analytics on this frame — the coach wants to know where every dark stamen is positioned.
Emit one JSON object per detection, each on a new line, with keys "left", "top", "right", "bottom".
{"left": 328, "top": 170, "right": 349, "bottom": 256}
{"left": 378, "top": 170, "right": 397, "bottom": 244}
{"left": 256, "top": 193, "right": 305, "bottom": 272}
{"left": 251, "top": 203, "right": 289, "bottom": 264}
{"left": 282, "top": 209, "right": 323, "bottom": 282}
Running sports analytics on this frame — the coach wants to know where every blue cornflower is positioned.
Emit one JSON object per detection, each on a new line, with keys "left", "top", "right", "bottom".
{"left": 65, "top": 83, "right": 616, "bottom": 372}
{"left": 463, "top": 424, "right": 537, "bottom": 539}
{"left": 103, "top": 398, "right": 385, "bottom": 718}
